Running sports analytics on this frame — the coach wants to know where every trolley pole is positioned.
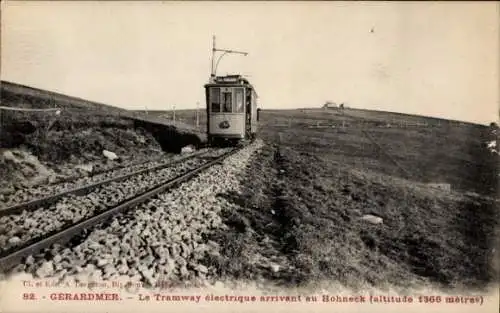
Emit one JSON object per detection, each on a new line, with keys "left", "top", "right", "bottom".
{"left": 210, "top": 36, "right": 216, "bottom": 81}
{"left": 210, "top": 35, "right": 248, "bottom": 81}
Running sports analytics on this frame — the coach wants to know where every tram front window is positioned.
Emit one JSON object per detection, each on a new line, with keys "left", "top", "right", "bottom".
{"left": 222, "top": 92, "right": 232, "bottom": 112}
{"left": 210, "top": 88, "right": 220, "bottom": 112}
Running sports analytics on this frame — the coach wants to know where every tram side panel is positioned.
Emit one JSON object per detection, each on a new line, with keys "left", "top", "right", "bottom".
{"left": 205, "top": 86, "right": 211, "bottom": 139}
{"left": 250, "top": 89, "right": 258, "bottom": 136}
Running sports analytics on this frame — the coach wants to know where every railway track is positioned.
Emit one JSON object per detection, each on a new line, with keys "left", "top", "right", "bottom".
{"left": 0, "top": 151, "right": 210, "bottom": 210}
{"left": 0, "top": 149, "right": 217, "bottom": 216}
{"left": 0, "top": 156, "right": 165, "bottom": 198}
{"left": 0, "top": 146, "right": 243, "bottom": 272}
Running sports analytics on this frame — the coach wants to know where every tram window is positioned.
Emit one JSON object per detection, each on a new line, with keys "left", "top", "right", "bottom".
{"left": 211, "top": 88, "right": 220, "bottom": 112}
{"left": 222, "top": 92, "right": 232, "bottom": 112}
{"left": 234, "top": 89, "right": 244, "bottom": 113}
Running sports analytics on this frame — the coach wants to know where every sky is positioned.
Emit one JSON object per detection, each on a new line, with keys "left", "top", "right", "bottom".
{"left": 1, "top": 1, "right": 499, "bottom": 124}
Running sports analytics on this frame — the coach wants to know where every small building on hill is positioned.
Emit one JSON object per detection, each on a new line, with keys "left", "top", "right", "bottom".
{"left": 322, "top": 101, "right": 346, "bottom": 110}
{"left": 322, "top": 101, "right": 337, "bottom": 109}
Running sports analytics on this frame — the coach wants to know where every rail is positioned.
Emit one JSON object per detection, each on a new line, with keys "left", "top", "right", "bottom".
{"left": 0, "top": 146, "right": 243, "bottom": 271}
{"left": 0, "top": 149, "right": 213, "bottom": 217}
{"left": 3, "top": 154, "right": 169, "bottom": 193}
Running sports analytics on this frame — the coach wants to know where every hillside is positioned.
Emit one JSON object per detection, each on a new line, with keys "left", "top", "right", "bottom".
{"left": 0, "top": 82, "right": 167, "bottom": 191}
{"left": 0, "top": 81, "right": 126, "bottom": 112}
{"left": 147, "top": 107, "right": 499, "bottom": 197}
{"left": 200, "top": 108, "right": 499, "bottom": 292}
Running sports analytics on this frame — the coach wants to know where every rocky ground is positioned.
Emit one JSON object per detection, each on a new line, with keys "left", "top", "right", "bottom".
{"left": 0, "top": 148, "right": 227, "bottom": 252}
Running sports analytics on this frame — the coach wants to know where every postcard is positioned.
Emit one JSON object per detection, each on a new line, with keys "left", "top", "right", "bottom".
{"left": 0, "top": 1, "right": 498, "bottom": 313}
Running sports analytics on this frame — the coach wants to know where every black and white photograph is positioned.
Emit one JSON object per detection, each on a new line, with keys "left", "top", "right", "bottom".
{"left": 0, "top": 1, "right": 498, "bottom": 312}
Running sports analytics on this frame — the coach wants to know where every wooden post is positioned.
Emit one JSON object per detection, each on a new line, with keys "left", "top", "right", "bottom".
{"left": 196, "top": 102, "right": 200, "bottom": 128}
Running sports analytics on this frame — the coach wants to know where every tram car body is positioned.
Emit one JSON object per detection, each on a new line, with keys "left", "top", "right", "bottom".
{"left": 204, "top": 75, "right": 259, "bottom": 145}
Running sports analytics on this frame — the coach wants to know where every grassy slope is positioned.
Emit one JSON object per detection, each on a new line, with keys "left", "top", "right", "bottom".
{"left": 206, "top": 109, "right": 499, "bottom": 292}
{"left": 0, "top": 82, "right": 165, "bottom": 189}
{"left": 131, "top": 109, "right": 207, "bottom": 133}
{"left": 1, "top": 80, "right": 132, "bottom": 145}
{"left": 157, "top": 107, "right": 498, "bottom": 196}
{"left": 0, "top": 81, "right": 126, "bottom": 112}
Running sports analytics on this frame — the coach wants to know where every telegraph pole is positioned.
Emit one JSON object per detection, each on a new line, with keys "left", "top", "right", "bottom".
{"left": 196, "top": 101, "right": 200, "bottom": 128}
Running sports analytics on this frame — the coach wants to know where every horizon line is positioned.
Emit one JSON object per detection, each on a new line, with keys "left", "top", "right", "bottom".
{"left": 1, "top": 79, "right": 495, "bottom": 127}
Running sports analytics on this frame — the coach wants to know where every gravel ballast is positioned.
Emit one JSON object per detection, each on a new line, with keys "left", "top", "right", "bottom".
{"left": 0, "top": 148, "right": 231, "bottom": 252}
{"left": 0, "top": 149, "right": 212, "bottom": 209}
{"left": 7, "top": 140, "right": 264, "bottom": 289}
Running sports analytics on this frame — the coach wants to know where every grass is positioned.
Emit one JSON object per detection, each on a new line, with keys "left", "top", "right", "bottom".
{"left": 1, "top": 80, "right": 134, "bottom": 148}
{"left": 131, "top": 109, "right": 207, "bottom": 133}
{"left": 206, "top": 108, "right": 499, "bottom": 292}
{"left": 1, "top": 80, "right": 126, "bottom": 113}
{"left": 260, "top": 108, "right": 498, "bottom": 196}
{"left": 153, "top": 107, "right": 497, "bottom": 196}
{"left": 0, "top": 82, "right": 184, "bottom": 190}
{"left": 1, "top": 81, "right": 205, "bottom": 155}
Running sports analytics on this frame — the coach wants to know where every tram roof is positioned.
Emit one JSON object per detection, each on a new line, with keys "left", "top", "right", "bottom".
{"left": 205, "top": 75, "right": 254, "bottom": 88}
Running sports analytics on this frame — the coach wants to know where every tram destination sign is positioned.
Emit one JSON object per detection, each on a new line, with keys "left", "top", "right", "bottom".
{"left": 215, "top": 75, "right": 242, "bottom": 83}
